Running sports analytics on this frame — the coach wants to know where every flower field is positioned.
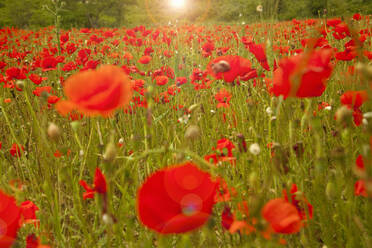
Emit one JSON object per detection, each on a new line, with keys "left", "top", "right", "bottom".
{"left": 0, "top": 13, "right": 372, "bottom": 247}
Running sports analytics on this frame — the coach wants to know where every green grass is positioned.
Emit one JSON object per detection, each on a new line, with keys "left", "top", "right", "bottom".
{"left": 0, "top": 16, "right": 372, "bottom": 247}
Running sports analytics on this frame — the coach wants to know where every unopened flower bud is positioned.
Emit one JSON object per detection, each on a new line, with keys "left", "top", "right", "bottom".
{"left": 103, "top": 142, "right": 117, "bottom": 162}
{"left": 184, "top": 125, "right": 200, "bottom": 140}
{"left": 47, "top": 122, "right": 61, "bottom": 139}
{"left": 102, "top": 213, "right": 114, "bottom": 225}
{"left": 335, "top": 106, "right": 352, "bottom": 125}
{"left": 70, "top": 121, "right": 80, "bottom": 131}
{"left": 16, "top": 80, "right": 25, "bottom": 90}
{"left": 326, "top": 182, "right": 336, "bottom": 200}
{"left": 188, "top": 104, "right": 199, "bottom": 112}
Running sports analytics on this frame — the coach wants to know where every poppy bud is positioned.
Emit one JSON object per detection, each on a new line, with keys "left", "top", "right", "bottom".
{"left": 248, "top": 172, "right": 258, "bottom": 186}
{"left": 102, "top": 213, "right": 114, "bottom": 225}
{"left": 188, "top": 104, "right": 199, "bottom": 112}
{"left": 16, "top": 80, "right": 25, "bottom": 90}
{"left": 184, "top": 125, "right": 200, "bottom": 140}
{"left": 335, "top": 106, "right": 352, "bottom": 125}
{"left": 103, "top": 142, "right": 117, "bottom": 162}
{"left": 47, "top": 122, "right": 61, "bottom": 139}
{"left": 211, "top": 60, "right": 231, "bottom": 74}
{"left": 326, "top": 182, "right": 336, "bottom": 200}
{"left": 70, "top": 121, "right": 80, "bottom": 131}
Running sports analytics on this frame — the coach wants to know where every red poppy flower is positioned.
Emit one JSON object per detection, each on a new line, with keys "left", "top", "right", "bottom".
{"left": 155, "top": 75, "right": 169, "bottom": 86}
{"left": 20, "top": 201, "right": 39, "bottom": 226}
{"left": 41, "top": 56, "right": 58, "bottom": 71}
{"left": 56, "top": 65, "right": 133, "bottom": 117}
{"left": 221, "top": 206, "right": 234, "bottom": 230}
{"left": 356, "top": 155, "right": 365, "bottom": 170}
{"left": 137, "top": 162, "right": 218, "bottom": 234}
{"left": 340, "top": 90, "right": 368, "bottom": 126}
{"left": 270, "top": 49, "right": 333, "bottom": 98}
{"left": 353, "top": 13, "right": 362, "bottom": 21}
{"left": 79, "top": 168, "right": 107, "bottom": 200}
{"left": 245, "top": 42, "right": 270, "bottom": 71}
{"left": 355, "top": 180, "right": 368, "bottom": 197}
{"left": 29, "top": 74, "right": 46, "bottom": 85}
{"left": 26, "top": 234, "right": 50, "bottom": 248}
{"left": 262, "top": 198, "right": 302, "bottom": 234}
{"left": 0, "top": 189, "right": 22, "bottom": 247}
{"left": 138, "top": 55, "right": 152, "bottom": 64}
{"left": 340, "top": 90, "right": 368, "bottom": 109}
{"left": 10, "top": 144, "right": 24, "bottom": 157}
{"left": 283, "top": 184, "right": 313, "bottom": 220}
{"left": 207, "top": 55, "right": 254, "bottom": 83}
{"left": 215, "top": 89, "right": 232, "bottom": 108}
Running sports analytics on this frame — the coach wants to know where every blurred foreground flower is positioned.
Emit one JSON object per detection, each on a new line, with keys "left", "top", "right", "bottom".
{"left": 262, "top": 198, "right": 302, "bottom": 234}
{"left": 56, "top": 65, "right": 133, "bottom": 117}
{"left": 137, "top": 162, "right": 218, "bottom": 234}
{"left": 270, "top": 49, "right": 333, "bottom": 98}
{"left": 0, "top": 190, "right": 22, "bottom": 247}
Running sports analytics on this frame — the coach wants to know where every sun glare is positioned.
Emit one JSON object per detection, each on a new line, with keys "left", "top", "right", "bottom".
{"left": 169, "top": 0, "right": 186, "bottom": 9}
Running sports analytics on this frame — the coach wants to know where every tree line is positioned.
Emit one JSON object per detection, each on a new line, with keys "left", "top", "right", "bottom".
{"left": 0, "top": 0, "right": 371, "bottom": 28}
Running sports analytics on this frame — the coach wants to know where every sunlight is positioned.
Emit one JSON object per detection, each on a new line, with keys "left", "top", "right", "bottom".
{"left": 169, "top": 0, "right": 186, "bottom": 9}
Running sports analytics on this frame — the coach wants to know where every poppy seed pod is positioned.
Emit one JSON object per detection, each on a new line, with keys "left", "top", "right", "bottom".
{"left": 47, "top": 122, "right": 61, "bottom": 139}
{"left": 103, "top": 142, "right": 117, "bottom": 162}
{"left": 185, "top": 125, "right": 201, "bottom": 140}
{"left": 16, "top": 80, "right": 25, "bottom": 90}
{"left": 335, "top": 106, "right": 353, "bottom": 125}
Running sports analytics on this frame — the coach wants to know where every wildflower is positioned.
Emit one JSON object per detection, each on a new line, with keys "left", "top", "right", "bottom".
{"left": 355, "top": 180, "right": 368, "bottom": 197}
{"left": 138, "top": 55, "right": 152, "bottom": 64}
{"left": 56, "top": 65, "right": 133, "bottom": 117}
{"left": 0, "top": 190, "right": 22, "bottom": 247}
{"left": 137, "top": 162, "right": 218, "bottom": 234}
{"left": 340, "top": 90, "right": 368, "bottom": 126}
{"left": 270, "top": 49, "right": 333, "bottom": 98}
{"left": 249, "top": 143, "right": 261, "bottom": 155}
{"left": 221, "top": 207, "right": 234, "bottom": 230}
{"left": 20, "top": 201, "right": 39, "bottom": 226}
{"left": 79, "top": 168, "right": 107, "bottom": 200}
{"left": 262, "top": 198, "right": 302, "bottom": 234}
{"left": 215, "top": 89, "right": 232, "bottom": 108}
{"left": 10, "top": 144, "right": 24, "bottom": 157}
{"left": 283, "top": 184, "right": 313, "bottom": 220}
{"left": 155, "top": 75, "right": 169, "bottom": 86}
{"left": 207, "top": 55, "right": 254, "bottom": 83}
{"left": 26, "top": 234, "right": 50, "bottom": 248}
{"left": 256, "top": 5, "right": 263, "bottom": 12}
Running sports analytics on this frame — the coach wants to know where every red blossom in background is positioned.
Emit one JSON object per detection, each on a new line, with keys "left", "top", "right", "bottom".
{"left": 79, "top": 168, "right": 107, "bottom": 200}
{"left": 283, "top": 184, "right": 313, "bottom": 220}
{"left": 340, "top": 90, "right": 368, "bottom": 126}
{"left": 215, "top": 88, "right": 232, "bottom": 108}
{"left": 20, "top": 200, "right": 39, "bottom": 226}
{"left": 207, "top": 55, "right": 255, "bottom": 83}
{"left": 10, "top": 143, "right": 24, "bottom": 157}
{"left": 262, "top": 198, "right": 302, "bottom": 234}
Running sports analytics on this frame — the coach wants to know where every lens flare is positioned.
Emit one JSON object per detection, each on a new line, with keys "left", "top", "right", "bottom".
{"left": 169, "top": 0, "right": 186, "bottom": 9}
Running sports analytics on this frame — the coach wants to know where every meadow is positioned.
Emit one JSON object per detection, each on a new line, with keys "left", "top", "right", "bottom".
{"left": 0, "top": 12, "right": 371, "bottom": 248}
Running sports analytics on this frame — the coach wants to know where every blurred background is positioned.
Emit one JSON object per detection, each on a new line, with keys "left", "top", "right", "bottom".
{"left": 0, "top": 0, "right": 371, "bottom": 28}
